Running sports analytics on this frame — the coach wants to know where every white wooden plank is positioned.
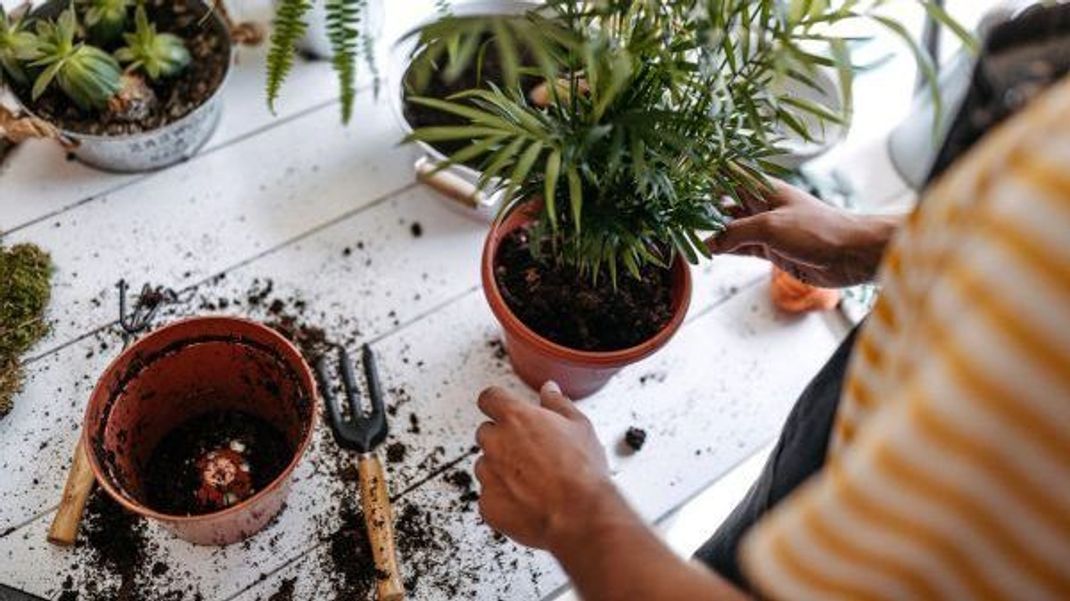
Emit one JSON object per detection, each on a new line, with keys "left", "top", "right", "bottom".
{"left": 0, "top": 277, "right": 839, "bottom": 599}
{"left": 2, "top": 90, "right": 422, "bottom": 360}
{"left": 0, "top": 32, "right": 342, "bottom": 231}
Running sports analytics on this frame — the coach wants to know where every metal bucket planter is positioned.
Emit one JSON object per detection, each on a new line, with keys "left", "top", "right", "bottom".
{"left": 83, "top": 317, "right": 318, "bottom": 545}
{"left": 10, "top": 0, "right": 232, "bottom": 173}
{"left": 390, "top": 1, "right": 539, "bottom": 222}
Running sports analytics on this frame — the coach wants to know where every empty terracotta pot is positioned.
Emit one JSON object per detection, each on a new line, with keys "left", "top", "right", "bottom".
{"left": 83, "top": 316, "right": 317, "bottom": 545}
{"left": 482, "top": 203, "right": 692, "bottom": 399}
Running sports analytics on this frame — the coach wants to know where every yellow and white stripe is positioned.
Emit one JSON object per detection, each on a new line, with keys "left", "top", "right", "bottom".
{"left": 741, "top": 77, "right": 1070, "bottom": 600}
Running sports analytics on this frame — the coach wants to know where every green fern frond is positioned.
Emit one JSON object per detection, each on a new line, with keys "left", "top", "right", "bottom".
{"left": 325, "top": 0, "right": 363, "bottom": 124}
{"left": 266, "top": 0, "right": 311, "bottom": 114}
{"left": 360, "top": 24, "right": 379, "bottom": 98}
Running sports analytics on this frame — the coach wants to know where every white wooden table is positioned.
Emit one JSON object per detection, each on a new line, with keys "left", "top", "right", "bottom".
{"left": 1, "top": 0, "right": 988, "bottom": 598}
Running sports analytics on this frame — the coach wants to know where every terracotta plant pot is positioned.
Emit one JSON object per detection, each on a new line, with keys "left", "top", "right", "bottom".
{"left": 83, "top": 316, "right": 317, "bottom": 545}
{"left": 482, "top": 204, "right": 692, "bottom": 399}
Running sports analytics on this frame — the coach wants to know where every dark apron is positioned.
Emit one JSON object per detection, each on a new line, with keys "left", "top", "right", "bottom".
{"left": 693, "top": 4, "right": 1070, "bottom": 589}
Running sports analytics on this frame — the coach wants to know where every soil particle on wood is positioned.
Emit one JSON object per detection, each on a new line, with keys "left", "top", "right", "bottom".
{"left": 385, "top": 441, "right": 408, "bottom": 464}
{"left": 143, "top": 409, "right": 294, "bottom": 515}
{"left": 13, "top": 0, "right": 229, "bottom": 136}
{"left": 495, "top": 227, "right": 674, "bottom": 351}
{"left": 410, "top": 222, "right": 423, "bottom": 238}
{"left": 266, "top": 577, "right": 297, "bottom": 601}
{"left": 624, "top": 427, "right": 648, "bottom": 453}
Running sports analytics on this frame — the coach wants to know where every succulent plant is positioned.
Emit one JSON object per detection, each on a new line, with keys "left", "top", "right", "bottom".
{"left": 0, "top": 5, "right": 38, "bottom": 86}
{"left": 114, "top": 5, "right": 190, "bottom": 80}
{"left": 78, "top": 0, "right": 134, "bottom": 45}
{"left": 29, "top": 8, "right": 122, "bottom": 110}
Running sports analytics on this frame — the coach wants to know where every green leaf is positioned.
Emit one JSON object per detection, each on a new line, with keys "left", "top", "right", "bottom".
{"left": 566, "top": 166, "right": 582, "bottom": 233}
{"left": 32, "top": 60, "right": 62, "bottom": 99}
{"left": 504, "top": 139, "right": 544, "bottom": 204}
{"left": 920, "top": 0, "right": 978, "bottom": 54}
{"left": 543, "top": 149, "right": 561, "bottom": 230}
{"left": 406, "top": 125, "right": 511, "bottom": 142}
{"left": 873, "top": 14, "right": 942, "bottom": 135}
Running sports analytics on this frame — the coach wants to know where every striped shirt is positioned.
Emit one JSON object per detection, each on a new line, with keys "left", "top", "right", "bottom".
{"left": 740, "top": 76, "right": 1070, "bottom": 600}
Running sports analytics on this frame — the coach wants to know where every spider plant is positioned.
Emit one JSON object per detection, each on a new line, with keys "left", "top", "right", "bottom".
{"left": 28, "top": 7, "right": 122, "bottom": 111}
{"left": 405, "top": 0, "right": 972, "bottom": 284}
{"left": 266, "top": 0, "right": 377, "bottom": 124}
{"left": 0, "top": 4, "right": 38, "bottom": 86}
{"left": 114, "top": 5, "right": 190, "bottom": 80}
{"left": 77, "top": 0, "right": 134, "bottom": 44}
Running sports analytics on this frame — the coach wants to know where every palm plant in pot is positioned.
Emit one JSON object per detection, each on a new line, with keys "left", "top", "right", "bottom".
{"left": 405, "top": 0, "right": 968, "bottom": 398}
{"left": 0, "top": 0, "right": 230, "bottom": 171}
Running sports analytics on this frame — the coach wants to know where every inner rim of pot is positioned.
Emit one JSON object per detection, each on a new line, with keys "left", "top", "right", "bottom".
{"left": 92, "top": 334, "right": 313, "bottom": 519}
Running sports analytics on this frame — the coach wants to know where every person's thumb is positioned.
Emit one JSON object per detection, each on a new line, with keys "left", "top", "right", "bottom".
{"left": 706, "top": 215, "right": 768, "bottom": 254}
{"left": 539, "top": 380, "right": 581, "bottom": 419}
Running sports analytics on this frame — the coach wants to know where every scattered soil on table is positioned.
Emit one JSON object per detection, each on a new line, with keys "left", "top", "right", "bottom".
{"left": 46, "top": 274, "right": 520, "bottom": 598}
{"left": 495, "top": 227, "right": 675, "bottom": 351}
{"left": 385, "top": 441, "right": 408, "bottom": 464}
{"left": 624, "top": 426, "right": 648, "bottom": 453}
{"left": 267, "top": 577, "right": 297, "bottom": 601}
{"left": 0, "top": 243, "right": 53, "bottom": 419}
{"left": 403, "top": 35, "right": 540, "bottom": 159}
{"left": 13, "top": 0, "right": 229, "bottom": 136}
{"left": 66, "top": 488, "right": 206, "bottom": 600}
{"left": 76, "top": 488, "right": 149, "bottom": 599}
{"left": 144, "top": 410, "right": 294, "bottom": 515}
{"left": 410, "top": 222, "right": 423, "bottom": 238}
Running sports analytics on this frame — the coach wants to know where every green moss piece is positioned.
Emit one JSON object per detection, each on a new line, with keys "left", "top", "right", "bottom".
{"left": 0, "top": 242, "right": 53, "bottom": 418}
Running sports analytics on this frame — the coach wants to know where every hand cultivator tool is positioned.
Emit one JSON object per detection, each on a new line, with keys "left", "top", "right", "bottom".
{"left": 317, "top": 344, "right": 405, "bottom": 601}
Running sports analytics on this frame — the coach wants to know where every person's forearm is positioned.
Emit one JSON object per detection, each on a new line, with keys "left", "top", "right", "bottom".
{"left": 843, "top": 213, "right": 905, "bottom": 284}
{"left": 548, "top": 482, "right": 751, "bottom": 601}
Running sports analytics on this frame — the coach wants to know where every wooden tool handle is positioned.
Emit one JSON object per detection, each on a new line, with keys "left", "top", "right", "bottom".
{"left": 358, "top": 453, "right": 405, "bottom": 601}
{"left": 414, "top": 158, "right": 483, "bottom": 210}
{"left": 48, "top": 439, "right": 95, "bottom": 547}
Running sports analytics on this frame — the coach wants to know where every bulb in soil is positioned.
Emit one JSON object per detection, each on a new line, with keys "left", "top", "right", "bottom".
{"left": 195, "top": 447, "right": 253, "bottom": 509}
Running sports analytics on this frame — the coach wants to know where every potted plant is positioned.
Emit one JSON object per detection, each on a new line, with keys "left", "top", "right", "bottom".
{"left": 265, "top": 0, "right": 384, "bottom": 124}
{"left": 0, "top": 0, "right": 231, "bottom": 172}
{"left": 403, "top": 0, "right": 969, "bottom": 398}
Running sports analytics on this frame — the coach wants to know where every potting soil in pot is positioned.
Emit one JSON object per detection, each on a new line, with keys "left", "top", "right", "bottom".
{"left": 143, "top": 409, "right": 293, "bottom": 515}
{"left": 496, "top": 226, "right": 675, "bottom": 351}
{"left": 15, "top": 0, "right": 228, "bottom": 136}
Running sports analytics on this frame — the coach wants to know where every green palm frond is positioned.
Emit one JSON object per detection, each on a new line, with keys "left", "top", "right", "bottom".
{"left": 266, "top": 0, "right": 311, "bottom": 114}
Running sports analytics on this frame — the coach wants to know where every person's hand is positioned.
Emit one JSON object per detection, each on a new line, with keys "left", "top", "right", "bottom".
{"left": 474, "top": 382, "right": 615, "bottom": 551}
{"left": 706, "top": 179, "right": 903, "bottom": 287}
